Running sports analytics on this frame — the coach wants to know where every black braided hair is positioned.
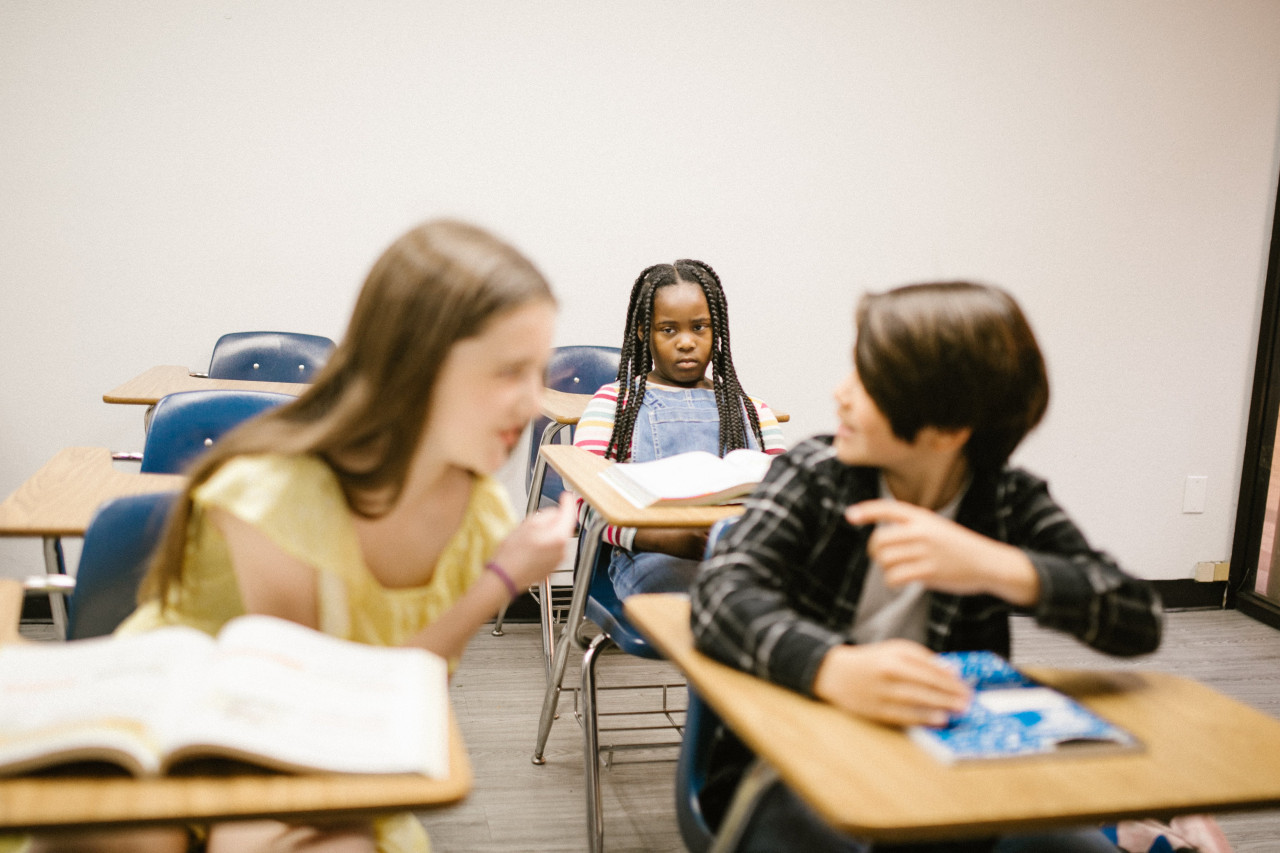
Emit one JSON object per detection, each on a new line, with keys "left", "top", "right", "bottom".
{"left": 604, "top": 260, "right": 764, "bottom": 462}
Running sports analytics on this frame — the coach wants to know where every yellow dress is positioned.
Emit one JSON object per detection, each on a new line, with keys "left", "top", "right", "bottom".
{"left": 111, "top": 453, "right": 514, "bottom": 853}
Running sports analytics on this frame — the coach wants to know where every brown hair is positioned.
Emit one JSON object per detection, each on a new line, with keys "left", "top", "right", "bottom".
{"left": 140, "top": 219, "right": 554, "bottom": 608}
{"left": 854, "top": 281, "right": 1048, "bottom": 473}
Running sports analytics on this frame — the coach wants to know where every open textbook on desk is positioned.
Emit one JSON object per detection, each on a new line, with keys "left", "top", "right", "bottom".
{"left": 909, "top": 651, "right": 1139, "bottom": 764}
{"left": 0, "top": 615, "right": 448, "bottom": 779}
{"left": 599, "top": 448, "right": 774, "bottom": 508}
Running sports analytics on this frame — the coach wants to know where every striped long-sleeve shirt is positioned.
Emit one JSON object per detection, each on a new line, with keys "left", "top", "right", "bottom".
{"left": 573, "top": 381, "right": 786, "bottom": 550}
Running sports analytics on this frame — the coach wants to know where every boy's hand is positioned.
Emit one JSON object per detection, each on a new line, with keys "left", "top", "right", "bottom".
{"left": 813, "top": 639, "right": 970, "bottom": 727}
{"left": 494, "top": 493, "right": 578, "bottom": 588}
{"left": 845, "top": 500, "right": 1040, "bottom": 607}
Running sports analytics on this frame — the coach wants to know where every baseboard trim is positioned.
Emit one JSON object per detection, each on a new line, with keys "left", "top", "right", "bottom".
{"left": 1236, "top": 590, "right": 1280, "bottom": 631}
{"left": 20, "top": 594, "right": 52, "bottom": 623}
{"left": 1151, "top": 579, "right": 1226, "bottom": 610}
{"left": 497, "top": 590, "right": 542, "bottom": 623}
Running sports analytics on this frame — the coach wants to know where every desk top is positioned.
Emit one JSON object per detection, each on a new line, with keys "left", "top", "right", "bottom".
{"left": 0, "top": 447, "right": 185, "bottom": 537}
{"left": 0, "top": 580, "right": 472, "bottom": 831}
{"left": 625, "top": 593, "right": 1280, "bottom": 842}
{"left": 104, "top": 365, "right": 309, "bottom": 405}
{"left": 540, "top": 444, "right": 742, "bottom": 529}
{"left": 540, "top": 388, "right": 592, "bottom": 424}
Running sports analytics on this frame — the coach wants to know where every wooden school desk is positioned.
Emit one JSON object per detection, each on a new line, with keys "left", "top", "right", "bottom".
{"left": 0, "top": 580, "right": 473, "bottom": 833}
{"left": 0, "top": 447, "right": 185, "bottom": 634}
{"left": 625, "top": 593, "right": 1280, "bottom": 845}
{"left": 521, "top": 394, "right": 789, "bottom": 650}
{"left": 526, "top": 389, "right": 790, "bottom": 516}
{"left": 531, "top": 444, "right": 743, "bottom": 758}
{"left": 534, "top": 444, "right": 751, "bottom": 852}
{"left": 103, "top": 365, "right": 308, "bottom": 405}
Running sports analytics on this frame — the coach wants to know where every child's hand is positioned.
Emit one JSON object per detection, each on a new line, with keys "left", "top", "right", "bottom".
{"left": 813, "top": 639, "right": 971, "bottom": 727}
{"left": 493, "top": 493, "right": 578, "bottom": 588}
{"left": 845, "top": 500, "right": 1040, "bottom": 607}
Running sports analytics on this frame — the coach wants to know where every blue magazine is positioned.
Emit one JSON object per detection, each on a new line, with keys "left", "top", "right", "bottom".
{"left": 908, "top": 651, "right": 1139, "bottom": 764}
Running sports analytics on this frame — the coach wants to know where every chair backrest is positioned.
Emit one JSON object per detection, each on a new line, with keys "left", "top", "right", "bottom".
{"left": 68, "top": 491, "right": 179, "bottom": 640}
{"left": 675, "top": 516, "right": 740, "bottom": 852}
{"left": 207, "top": 331, "right": 335, "bottom": 383}
{"left": 527, "top": 345, "right": 621, "bottom": 510}
{"left": 140, "top": 390, "right": 293, "bottom": 474}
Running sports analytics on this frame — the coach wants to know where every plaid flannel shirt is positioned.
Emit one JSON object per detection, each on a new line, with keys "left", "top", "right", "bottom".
{"left": 690, "top": 436, "right": 1163, "bottom": 698}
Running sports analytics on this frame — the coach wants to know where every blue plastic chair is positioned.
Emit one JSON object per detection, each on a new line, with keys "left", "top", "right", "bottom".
{"left": 139, "top": 390, "right": 292, "bottom": 474}
{"left": 525, "top": 345, "right": 621, "bottom": 513}
{"left": 493, "top": 345, "right": 620, "bottom": 639}
{"left": 676, "top": 688, "right": 719, "bottom": 853}
{"left": 67, "top": 491, "right": 179, "bottom": 640}
{"left": 206, "top": 331, "right": 335, "bottom": 383}
{"left": 675, "top": 518, "right": 739, "bottom": 852}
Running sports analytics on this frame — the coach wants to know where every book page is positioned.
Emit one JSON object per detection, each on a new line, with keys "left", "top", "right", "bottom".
{"left": 601, "top": 449, "right": 772, "bottom": 508}
{"left": 721, "top": 448, "right": 773, "bottom": 481}
{"left": 0, "top": 626, "right": 214, "bottom": 776}
{"left": 158, "top": 615, "right": 449, "bottom": 778}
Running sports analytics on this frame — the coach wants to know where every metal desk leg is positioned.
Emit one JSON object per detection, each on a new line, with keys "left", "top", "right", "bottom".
{"left": 42, "top": 536, "right": 68, "bottom": 640}
{"left": 532, "top": 514, "right": 604, "bottom": 764}
{"left": 583, "top": 630, "right": 615, "bottom": 853}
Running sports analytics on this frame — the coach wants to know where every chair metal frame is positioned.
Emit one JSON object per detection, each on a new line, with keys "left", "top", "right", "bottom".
{"left": 493, "top": 345, "right": 621, "bottom": 660}
{"left": 532, "top": 508, "right": 686, "bottom": 853}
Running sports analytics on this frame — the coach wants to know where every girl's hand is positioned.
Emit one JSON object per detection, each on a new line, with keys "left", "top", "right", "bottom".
{"left": 632, "top": 527, "right": 709, "bottom": 560}
{"left": 813, "top": 639, "right": 971, "bottom": 727}
{"left": 845, "top": 500, "right": 1040, "bottom": 607}
{"left": 491, "top": 493, "right": 578, "bottom": 588}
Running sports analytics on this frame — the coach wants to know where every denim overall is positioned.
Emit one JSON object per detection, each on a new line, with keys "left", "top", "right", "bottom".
{"left": 609, "top": 386, "right": 761, "bottom": 599}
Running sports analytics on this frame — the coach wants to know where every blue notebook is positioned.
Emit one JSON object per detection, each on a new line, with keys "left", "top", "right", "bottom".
{"left": 908, "top": 651, "right": 1139, "bottom": 764}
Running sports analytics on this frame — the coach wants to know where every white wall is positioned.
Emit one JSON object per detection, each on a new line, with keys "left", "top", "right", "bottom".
{"left": 2, "top": 0, "right": 1278, "bottom": 582}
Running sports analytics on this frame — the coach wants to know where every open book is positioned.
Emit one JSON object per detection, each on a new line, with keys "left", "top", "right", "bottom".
{"left": 599, "top": 449, "right": 775, "bottom": 508}
{"left": 908, "top": 651, "right": 1139, "bottom": 764}
{"left": 0, "top": 615, "right": 448, "bottom": 779}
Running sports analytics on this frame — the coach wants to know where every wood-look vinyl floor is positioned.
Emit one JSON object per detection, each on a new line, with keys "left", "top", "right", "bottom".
{"left": 18, "top": 607, "right": 1280, "bottom": 851}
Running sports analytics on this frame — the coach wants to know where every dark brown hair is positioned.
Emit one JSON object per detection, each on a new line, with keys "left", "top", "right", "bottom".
{"left": 140, "top": 219, "right": 554, "bottom": 608}
{"left": 854, "top": 281, "right": 1048, "bottom": 472}
{"left": 606, "top": 260, "right": 763, "bottom": 461}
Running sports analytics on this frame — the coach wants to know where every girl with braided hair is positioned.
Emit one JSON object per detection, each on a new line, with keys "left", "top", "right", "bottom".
{"left": 572, "top": 259, "right": 785, "bottom": 598}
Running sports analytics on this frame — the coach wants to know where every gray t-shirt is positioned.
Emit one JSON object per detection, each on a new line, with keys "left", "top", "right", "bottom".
{"left": 850, "top": 476, "right": 967, "bottom": 645}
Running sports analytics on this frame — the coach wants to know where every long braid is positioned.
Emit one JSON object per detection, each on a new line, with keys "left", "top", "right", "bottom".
{"left": 675, "top": 260, "right": 765, "bottom": 455}
{"left": 607, "top": 260, "right": 764, "bottom": 462}
{"left": 606, "top": 265, "right": 668, "bottom": 461}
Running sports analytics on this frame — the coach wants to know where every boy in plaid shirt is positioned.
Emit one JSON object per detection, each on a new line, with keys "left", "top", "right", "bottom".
{"left": 691, "top": 281, "right": 1162, "bottom": 853}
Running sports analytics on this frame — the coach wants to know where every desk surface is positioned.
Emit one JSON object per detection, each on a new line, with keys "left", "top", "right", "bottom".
{"left": 0, "top": 580, "right": 472, "bottom": 831}
{"left": 625, "top": 593, "right": 1280, "bottom": 842}
{"left": 541, "top": 444, "right": 743, "bottom": 529}
{"left": 0, "top": 447, "right": 185, "bottom": 537}
{"left": 540, "top": 388, "right": 592, "bottom": 424}
{"left": 104, "top": 365, "right": 309, "bottom": 405}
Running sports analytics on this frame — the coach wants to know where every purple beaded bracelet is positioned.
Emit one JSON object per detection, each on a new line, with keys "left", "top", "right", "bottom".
{"left": 485, "top": 561, "right": 519, "bottom": 600}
